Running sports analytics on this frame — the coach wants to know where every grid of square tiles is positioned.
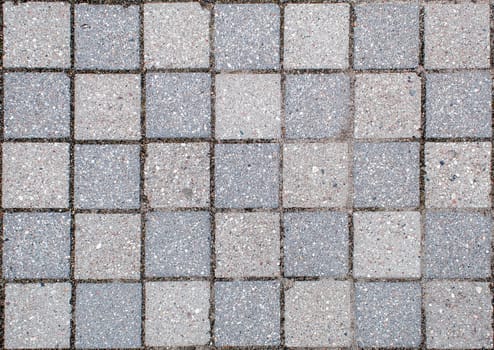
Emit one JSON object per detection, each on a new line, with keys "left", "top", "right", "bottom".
{"left": 1, "top": 1, "right": 493, "bottom": 349}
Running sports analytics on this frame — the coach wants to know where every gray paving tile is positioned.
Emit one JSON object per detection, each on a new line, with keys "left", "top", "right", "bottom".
{"left": 2, "top": 142, "right": 69, "bottom": 209}
{"left": 76, "top": 283, "right": 142, "bottom": 349}
{"left": 426, "top": 72, "right": 492, "bottom": 138}
{"left": 353, "top": 211, "right": 421, "bottom": 279}
{"left": 353, "top": 142, "right": 420, "bottom": 208}
{"left": 145, "top": 211, "right": 210, "bottom": 277}
{"left": 284, "top": 4, "right": 349, "bottom": 69}
{"left": 75, "top": 214, "right": 141, "bottom": 280}
{"left": 215, "top": 144, "right": 279, "bottom": 208}
{"left": 285, "top": 74, "right": 350, "bottom": 139}
{"left": 5, "top": 283, "right": 71, "bottom": 349}
{"left": 425, "top": 142, "right": 491, "bottom": 208}
{"left": 355, "top": 282, "right": 421, "bottom": 348}
{"left": 3, "top": 213, "right": 70, "bottom": 279}
{"left": 425, "top": 211, "right": 491, "bottom": 278}
{"left": 216, "top": 73, "right": 281, "bottom": 140}
{"left": 75, "top": 4, "right": 139, "bottom": 69}
{"left": 146, "top": 73, "right": 211, "bottom": 138}
{"left": 75, "top": 74, "right": 141, "bottom": 140}
{"left": 284, "top": 212, "right": 348, "bottom": 277}
{"left": 285, "top": 280, "right": 352, "bottom": 347}
{"left": 3, "top": 2, "right": 70, "bottom": 68}
{"left": 4, "top": 73, "right": 70, "bottom": 139}
{"left": 214, "top": 281, "right": 280, "bottom": 346}
{"left": 145, "top": 281, "right": 210, "bottom": 346}
{"left": 75, "top": 144, "right": 140, "bottom": 209}
{"left": 214, "top": 4, "right": 280, "bottom": 70}
{"left": 354, "top": 3, "right": 419, "bottom": 69}
{"left": 215, "top": 212, "right": 280, "bottom": 278}
{"left": 425, "top": 281, "right": 493, "bottom": 349}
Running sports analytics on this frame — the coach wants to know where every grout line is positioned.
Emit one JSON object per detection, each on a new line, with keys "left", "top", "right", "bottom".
{"left": 489, "top": 2, "right": 494, "bottom": 345}
{"left": 0, "top": 0, "right": 5, "bottom": 347}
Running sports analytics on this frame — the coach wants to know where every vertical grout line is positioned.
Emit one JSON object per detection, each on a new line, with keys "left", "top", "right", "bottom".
{"left": 489, "top": 2, "right": 494, "bottom": 344}
{"left": 0, "top": 0, "right": 4, "bottom": 347}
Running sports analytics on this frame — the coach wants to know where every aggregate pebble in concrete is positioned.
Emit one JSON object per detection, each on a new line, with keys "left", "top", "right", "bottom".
{"left": 355, "top": 282, "right": 421, "bottom": 348}
{"left": 216, "top": 73, "right": 281, "bottom": 139}
{"left": 75, "top": 5, "right": 139, "bottom": 69}
{"left": 425, "top": 211, "right": 491, "bottom": 278}
{"left": 214, "top": 281, "right": 280, "bottom": 346}
{"left": 285, "top": 74, "right": 351, "bottom": 139}
{"left": 426, "top": 72, "right": 492, "bottom": 138}
{"left": 2, "top": 142, "right": 69, "bottom": 209}
{"left": 146, "top": 73, "right": 211, "bottom": 138}
{"left": 283, "top": 143, "right": 349, "bottom": 208}
{"left": 3, "top": 213, "right": 70, "bottom": 279}
{"left": 144, "top": 3, "right": 209, "bottom": 68}
{"left": 145, "top": 211, "right": 210, "bottom": 277}
{"left": 425, "top": 281, "right": 493, "bottom": 349}
{"left": 76, "top": 283, "right": 142, "bottom": 349}
{"left": 284, "top": 4, "right": 349, "bottom": 69}
{"left": 214, "top": 4, "right": 280, "bottom": 70}
{"left": 354, "top": 3, "right": 419, "bottom": 69}
{"left": 4, "top": 73, "right": 70, "bottom": 139}
{"left": 424, "top": 4, "right": 490, "bottom": 68}
{"left": 285, "top": 280, "right": 352, "bottom": 347}
{"left": 75, "top": 214, "right": 141, "bottom": 280}
{"left": 425, "top": 142, "right": 491, "bottom": 208}
{"left": 353, "top": 211, "right": 421, "bottom": 278}
{"left": 284, "top": 212, "right": 348, "bottom": 277}
{"left": 145, "top": 143, "right": 210, "bottom": 208}
{"left": 215, "top": 212, "right": 280, "bottom": 278}
{"left": 3, "top": 2, "right": 70, "bottom": 68}
{"left": 145, "top": 281, "right": 210, "bottom": 346}
{"left": 355, "top": 73, "right": 421, "bottom": 139}
{"left": 5, "top": 283, "right": 71, "bottom": 349}
{"left": 75, "top": 74, "right": 141, "bottom": 140}
{"left": 75, "top": 144, "right": 140, "bottom": 209}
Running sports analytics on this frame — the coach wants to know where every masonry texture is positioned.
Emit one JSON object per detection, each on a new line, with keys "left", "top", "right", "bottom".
{"left": 1, "top": 1, "right": 493, "bottom": 349}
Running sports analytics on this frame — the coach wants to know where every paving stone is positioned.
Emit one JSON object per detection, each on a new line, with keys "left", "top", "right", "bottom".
{"left": 355, "top": 73, "right": 421, "bottom": 139}
{"left": 4, "top": 73, "right": 70, "bottom": 139}
{"left": 215, "top": 144, "right": 279, "bottom": 208}
{"left": 353, "top": 211, "right": 421, "bottom": 278}
{"left": 75, "top": 5, "right": 139, "bottom": 69}
{"left": 145, "top": 143, "right": 210, "bottom": 208}
{"left": 426, "top": 72, "right": 492, "bottom": 138}
{"left": 214, "top": 281, "right": 280, "bottom": 346}
{"left": 425, "top": 281, "right": 493, "bottom": 349}
{"left": 145, "top": 211, "right": 210, "bottom": 277}
{"left": 425, "top": 142, "right": 491, "bottom": 208}
{"left": 3, "top": 213, "right": 70, "bottom": 279}
{"left": 75, "top": 144, "right": 140, "bottom": 209}
{"left": 75, "top": 74, "right": 141, "bottom": 140}
{"left": 283, "top": 143, "right": 349, "bottom": 208}
{"left": 146, "top": 73, "right": 211, "bottom": 138}
{"left": 214, "top": 4, "right": 280, "bottom": 70}
{"left": 284, "top": 4, "right": 349, "bottom": 69}
{"left": 215, "top": 212, "right": 280, "bottom": 278}
{"left": 353, "top": 142, "right": 420, "bottom": 208}
{"left": 144, "top": 3, "right": 209, "bottom": 68}
{"left": 5, "top": 283, "right": 71, "bottom": 349}
{"left": 284, "top": 212, "right": 348, "bottom": 277}
{"left": 75, "top": 214, "right": 141, "bottom": 280}
{"left": 425, "top": 211, "right": 491, "bottom": 278}
{"left": 3, "top": 2, "right": 70, "bottom": 68}
{"left": 354, "top": 3, "right": 419, "bottom": 69}
{"left": 145, "top": 281, "right": 210, "bottom": 346}
{"left": 285, "top": 280, "right": 352, "bottom": 347}
{"left": 3, "top": 143, "right": 69, "bottom": 209}
{"left": 216, "top": 73, "right": 281, "bottom": 139}
{"left": 285, "top": 74, "right": 351, "bottom": 139}
{"left": 355, "top": 282, "right": 421, "bottom": 348}
{"left": 76, "top": 283, "right": 141, "bottom": 349}
{"left": 424, "top": 4, "right": 490, "bottom": 68}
